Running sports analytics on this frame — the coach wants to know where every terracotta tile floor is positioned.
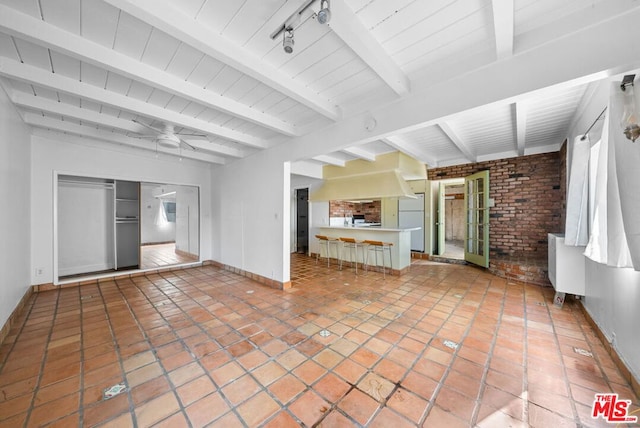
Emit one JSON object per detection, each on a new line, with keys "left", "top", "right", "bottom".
{"left": 140, "top": 243, "right": 198, "bottom": 270}
{"left": 1, "top": 254, "right": 638, "bottom": 427}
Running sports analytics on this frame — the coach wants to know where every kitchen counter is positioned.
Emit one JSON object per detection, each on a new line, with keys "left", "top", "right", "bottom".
{"left": 320, "top": 225, "right": 420, "bottom": 232}
{"left": 314, "top": 226, "right": 421, "bottom": 275}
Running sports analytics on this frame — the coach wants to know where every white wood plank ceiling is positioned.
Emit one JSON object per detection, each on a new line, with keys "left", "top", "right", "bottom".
{"left": 0, "top": 0, "right": 636, "bottom": 167}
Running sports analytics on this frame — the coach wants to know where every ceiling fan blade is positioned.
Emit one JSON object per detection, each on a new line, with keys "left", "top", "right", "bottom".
{"left": 179, "top": 138, "right": 197, "bottom": 151}
{"left": 132, "top": 119, "right": 161, "bottom": 134}
{"left": 178, "top": 135, "right": 210, "bottom": 141}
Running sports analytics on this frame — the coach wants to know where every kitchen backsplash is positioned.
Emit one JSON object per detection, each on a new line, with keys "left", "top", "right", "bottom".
{"left": 329, "top": 200, "right": 381, "bottom": 223}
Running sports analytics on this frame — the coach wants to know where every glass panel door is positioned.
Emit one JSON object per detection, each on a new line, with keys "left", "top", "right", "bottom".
{"left": 464, "top": 170, "right": 489, "bottom": 267}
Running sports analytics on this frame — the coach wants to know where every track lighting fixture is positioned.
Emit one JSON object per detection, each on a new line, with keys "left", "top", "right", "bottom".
{"left": 270, "top": 0, "right": 334, "bottom": 51}
{"left": 283, "top": 28, "right": 294, "bottom": 54}
{"left": 317, "top": 0, "right": 331, "bottom": 24}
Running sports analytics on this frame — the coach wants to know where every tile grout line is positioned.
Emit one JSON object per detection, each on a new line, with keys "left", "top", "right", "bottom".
{"left": 421, "top": 271, "right": 495, "bottom": 425}
{"left": 151, "top": 270, "right": 272, "bottom": 427}
{"left": 521, "top": 285, "right": 531, "bottom": 424}
{"left": 0, "top": 294, "right": 38, "bottom": 371}
{"left": 118, "top": 274, "right": 220, "bottom": 428}
{"left": 568, "top": 299, "right": 633, "bottom": 397}
{"left": 94, "top": 279, "right": 141, "bottom": 428}
{"left": 77, "top": 286, "right": 86, "bottom": 426}
{"left": 468, "top": 276, "right": 511, "bottom": 426}
{"left": 349, "top": 268, "right": 487, "bottom": 426}
{"left": 541, "top": 292, "right": 582, "bottom": 425}
{"left": 21, "top": 289, "right": 62, "bottom": 428}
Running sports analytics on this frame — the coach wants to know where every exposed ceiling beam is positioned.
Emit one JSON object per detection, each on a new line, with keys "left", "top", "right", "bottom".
{"left": 290, "top": 160, "right": 323, "bottom": 180}
{"left": 313, "top": 154, "right": 346, "bottom": 167}
{"left": 514, "top": 102, "right": 527, "bottom": 156}
{"left": 491, "top": 0, "right": 514, "bottom": 60}
{"left": 341, "top": 146, "right": 376, "bottom": 162}
{"left": 12, "top": 92, "right": 144, "bottom": 133}
{"left": 382, "top": 137, "right": 438, "bottom": 167}
{"left": 103, "top": 0, "right": 341, "bottom": 121}
{"left": 329, "top": 0, "right": 410, "bottom": 96}
{"left": 31, "top": 127, "right": 212, "bottom": 167}
{"left": 438, "top": 122, "right": 475, "bottom": 162}
{"left": 23, "top": 113, "right": 226, "bottom": 164}
{"left": 0, "top": 57, "right": 267, "bottom": 149}
{"left": 0, "top": 4, "right": 298, "bottom": 137}
{"left": 277, "top": 8, "right": 640, "bottom": 162}
{"left": 177, "top": 139, "right": 246, "bottom": 158}
{"left": 12, "top": 93, "right": 246, "bottom": 158}
{"left": 517, "top": 0, "right": 640, "bottom": 53}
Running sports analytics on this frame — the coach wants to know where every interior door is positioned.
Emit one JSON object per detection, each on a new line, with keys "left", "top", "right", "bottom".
{"left": 464, "top": 170, "right": 489, "bottom": 267}
{"left": 296, "top": 188, "right": 309, "bottom": 253}
{"left": 437, "top": 182, "right": 446, "bottom": 255}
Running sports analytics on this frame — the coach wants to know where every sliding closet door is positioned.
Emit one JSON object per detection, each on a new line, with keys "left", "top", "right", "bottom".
{"left": 58, "top": 178, "right": 115, "bottom": 276}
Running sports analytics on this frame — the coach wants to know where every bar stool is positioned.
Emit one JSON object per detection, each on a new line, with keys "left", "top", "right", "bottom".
{"left": 364, "top": 240, "right": 393, "bottom": 278}
{"left": 339, "top": 237, "right": 367, "bottom": 274}
{"left": 315, "top": 235, "right": 340, "bottom": 267}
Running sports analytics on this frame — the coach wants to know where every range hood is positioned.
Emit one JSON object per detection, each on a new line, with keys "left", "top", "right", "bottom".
{"left": 310, "top": 152, "right": 426, "bottom": 201}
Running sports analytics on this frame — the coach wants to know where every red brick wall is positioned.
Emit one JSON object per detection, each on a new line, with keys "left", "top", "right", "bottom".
{"left": 329, "top": 200, "right": 381, "bottom": 223}
{"left": 559, "top": 140, "right": 567, "bottom": 231}
{"left": 427, "top": 152, "right": 563, "bottom": 261}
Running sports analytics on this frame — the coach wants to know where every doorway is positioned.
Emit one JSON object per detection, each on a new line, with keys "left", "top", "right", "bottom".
{"left": 295, "top": 188, "right": 309, "bottom": 254}
{"left": 436, "top": 178, "right": 465, "bottom": 260}
{"left": 435, "top": 171, "right": 490, "bottom": 268}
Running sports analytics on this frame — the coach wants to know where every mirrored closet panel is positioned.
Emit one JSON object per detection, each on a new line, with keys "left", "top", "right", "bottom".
{"left": 57, "top": 175, "right": 199, "bottom": 280}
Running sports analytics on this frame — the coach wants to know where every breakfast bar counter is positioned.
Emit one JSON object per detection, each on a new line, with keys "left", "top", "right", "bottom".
{"left": 313, "top": 226, "right": 420, "bottom": 275}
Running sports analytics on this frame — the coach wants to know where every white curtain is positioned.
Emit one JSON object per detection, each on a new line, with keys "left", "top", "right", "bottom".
{"left": 584, "top": 136, "right": 607, "bottom": 263}
{"left": 565, "top": 135, "right": 590, "bottom": 245}
{"left": 154, "top": 200, "right": 168, "bottom": 227}
{"left": 584, "top": 83, "right": 637, "bottom": 269}
{"left": 610, "top": 82, "right": 640, "bottom": 269}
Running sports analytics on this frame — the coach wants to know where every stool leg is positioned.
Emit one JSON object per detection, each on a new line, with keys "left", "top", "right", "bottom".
{"left": 354, "top": 245, "right": 358, "bottom": 275}
{"left": 382, "top": 247, "right": 386, "bottom": 278}
{"left": 327, "top": 242, "right": 331, "bottom": 267}
{"left": 365, "top": 247, "right": 369, "bottom": 272}
{"left": 384, "top": 246, "right": 391, "bottom": 277}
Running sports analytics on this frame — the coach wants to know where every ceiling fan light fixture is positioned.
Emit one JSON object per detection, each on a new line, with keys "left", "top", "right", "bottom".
{"left": 156, "top": 133, "right": 181, "bottom": 148}
{"left": 317, "top": 0, "right": 331, "bottom": 24}
{"left": 283, "top": 28, "right": 294, "bottom": 54}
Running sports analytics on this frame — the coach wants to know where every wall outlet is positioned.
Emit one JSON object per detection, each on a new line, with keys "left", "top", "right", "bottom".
{"left": 35, "top": 268, "right": 43, "bottom": 276}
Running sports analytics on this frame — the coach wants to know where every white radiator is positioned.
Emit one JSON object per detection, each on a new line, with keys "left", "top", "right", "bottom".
{"left": 548, "top": 233, "right": 586, "bottom": 296}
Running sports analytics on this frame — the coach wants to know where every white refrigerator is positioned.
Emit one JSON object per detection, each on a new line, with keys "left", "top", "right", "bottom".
{"left": 398, "top": 193, "right": 425, "bottom": 252}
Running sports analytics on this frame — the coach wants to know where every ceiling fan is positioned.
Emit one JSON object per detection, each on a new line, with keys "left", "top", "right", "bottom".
{"left": 132, "top": 120, "right": 206, "bottom": 151}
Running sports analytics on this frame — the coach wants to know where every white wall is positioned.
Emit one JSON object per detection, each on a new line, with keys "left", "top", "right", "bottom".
{"left": 175, "top": 185, "right": 199, "bottom": 256}
{"left": 584, "top": 260, "right": 640, "bottom": 377}
{"left": 566, "top": 75, "right": 640, "bottom": 383}
{"left": 214, "top": 150, "right": 290, "bottom": 282}
{"left": 0, "top": 86, "right": 31, "bottom": 328}
{"left": 31, "top": 132, "right": 214, "bottom": 284}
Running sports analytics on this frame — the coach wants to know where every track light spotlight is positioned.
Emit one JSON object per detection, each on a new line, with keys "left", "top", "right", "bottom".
{"left": 283, "top": 28, "right": 294, "bottom": 54}
{"left": 317, "top": 0, "right": 331, "bottom": 24}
